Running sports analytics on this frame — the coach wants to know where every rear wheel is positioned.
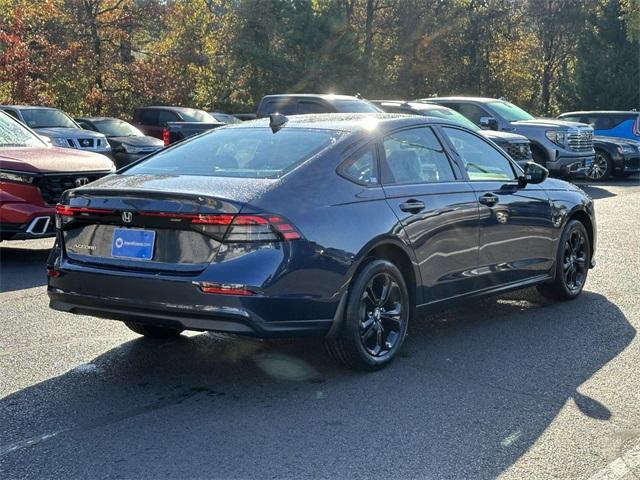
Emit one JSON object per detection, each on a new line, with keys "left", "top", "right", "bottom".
{"left": 586, "top": 150, "right": 612, "bottom": 181}
{"left": 537, "top": 219, "right": 590, "bottom": 301}
{"left": 326, "top": 259, "right": 410, "bottom": 370}
{"left": 125, "top": 322, "right": 183, "bottom": 339}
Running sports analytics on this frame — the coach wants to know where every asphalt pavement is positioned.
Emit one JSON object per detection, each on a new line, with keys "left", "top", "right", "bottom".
{"left": 1, "top": 177, "right": 639, "bottom": 479}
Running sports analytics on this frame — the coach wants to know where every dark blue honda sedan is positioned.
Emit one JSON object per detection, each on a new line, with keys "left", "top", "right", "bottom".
{"left": 48, "top": 113, "right": 596, "bottom": 370}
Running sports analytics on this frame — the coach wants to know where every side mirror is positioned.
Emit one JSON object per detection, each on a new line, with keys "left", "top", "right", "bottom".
{"left": 518, "top": 161, "right": 549, "bottom": 187}
{"left": 479, "top": 116, "right": 498, "bottom": 130}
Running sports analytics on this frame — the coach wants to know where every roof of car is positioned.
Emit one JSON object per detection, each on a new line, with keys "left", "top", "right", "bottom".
{"left": 260, "top": 94, "right": 363, "bottom": 101}
{"left": 226, "top": 113, "right": 457, "bottom": 133}
{"left": 136, "top": 106, "right": 208, "bottom": 113}
{"left": 0, "top": 105, "right": 60, "bottom": 110}
{"left": 559, "top": 111, "right": 639, "bottom": 115}
{"left": 419, "top": 96, "right": 503, "bottom": 103}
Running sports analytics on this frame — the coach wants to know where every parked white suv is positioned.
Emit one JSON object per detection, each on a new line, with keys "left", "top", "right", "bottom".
{"left": 0, "top": 105, "right": 112, "bottom": 158}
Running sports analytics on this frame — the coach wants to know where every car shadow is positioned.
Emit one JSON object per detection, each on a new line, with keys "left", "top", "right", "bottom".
{"left": 0, "top": 246, "right": 50, "bottom": 293}
{"left": 0, "top": 289, "right": 634, "bottom": 479}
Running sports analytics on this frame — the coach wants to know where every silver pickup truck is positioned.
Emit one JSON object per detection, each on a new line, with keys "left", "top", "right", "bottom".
{"left": 422, "top": 97, "right": 595, "bottom": 177}
{"left": 0, "top": 105, "right": 112, "bottom": 158}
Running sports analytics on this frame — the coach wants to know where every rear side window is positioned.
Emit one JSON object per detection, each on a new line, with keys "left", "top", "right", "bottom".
{"left": 587, "top": 114, "right": 636, "bottom": 130}
{"left": 382, "top": 127, "right": 456, "bottom": 184}
{"left": 138, "top": 109, "right": 159, "bottom": 126}
{"left": 127, "top": 127, "right": 342, "bottom": 179}
{"left": 442, "top": 127, "right": 516, "bottom": 181}
{"left": 339, "top": 147, "right": 377, "bottom": 185}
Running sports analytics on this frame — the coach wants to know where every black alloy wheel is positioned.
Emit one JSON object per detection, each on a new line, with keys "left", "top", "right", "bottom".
{"left": 326, "top": 259, "right": 411, "bottom": 370}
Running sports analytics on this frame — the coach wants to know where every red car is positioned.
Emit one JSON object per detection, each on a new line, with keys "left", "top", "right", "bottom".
{"left": 0, "top": 111, "right": 114, "bottom": 241}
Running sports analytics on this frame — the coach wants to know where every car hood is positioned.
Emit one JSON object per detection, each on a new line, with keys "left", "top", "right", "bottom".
{"left": 34, "top": 127, "right": 106, "bottom": 139}
{"left": 75, "top": 174, "right": 278, "bottom": 204}
{"left": 107, "top": 136, "right": 164, "bottom": 148}
{"left": 480, "top": 130, "right": 529, "bottom": 143}
{"left": 511, "top": 118, "right": 590, "bottom": 129}
{"left": 0, "top": 147, "right": 115, "bottom": 174}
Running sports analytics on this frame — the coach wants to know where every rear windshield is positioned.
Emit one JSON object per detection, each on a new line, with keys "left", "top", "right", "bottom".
{"left": 179, "top": 109, "right": 215, "bottom": 122}
{"left": 127, "top": 127, "right": 342, "bottom": 178}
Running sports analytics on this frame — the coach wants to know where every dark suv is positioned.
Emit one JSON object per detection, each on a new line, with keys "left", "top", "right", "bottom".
{"left": 132, "top": 106, "right": 216, "bottom": 139}
{"left": 256, "top": 94, "right": 382, "bottom": 118}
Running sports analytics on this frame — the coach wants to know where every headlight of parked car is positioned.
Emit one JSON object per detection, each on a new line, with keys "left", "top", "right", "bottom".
{"left": 52, "top": 137, "right": 69, "bottom": 148}
{"left": 616, "top": 144, "right": 637, "bottom": 154}
{"left": 545, "top": 130, "right": 569, "bottom": 147}
{"left": 122, "top": 144, "right": 153, "bottom": 154}
{"left": 0, "top": 169, "right": 36, "bottom": 184}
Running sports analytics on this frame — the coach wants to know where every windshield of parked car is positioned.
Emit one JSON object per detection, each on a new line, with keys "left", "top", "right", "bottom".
{"left": 20, "top": 108, "right": 77, "bottom": 129}
{"left": 487, "top": 101, "right": 535, "bottom": 122}
{"left": 126, "top": 127, "right": 343, "bottom": 178}
{"left": 0, "top": 112, "right": 46, "bottom": 147}
{"left": 332, "top": 99, "right": 382, "bottom": 113}
{"left": 178, "top": 109, "right": 216, "bottom": 122}
{"left": 92, "top": 119, "right": 144, "bottom": 137}
{"left": 413, "top": 105, "right": 480, "bottom": 130}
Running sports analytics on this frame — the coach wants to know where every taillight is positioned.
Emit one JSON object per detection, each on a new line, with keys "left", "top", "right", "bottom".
{"left": 189, "top": 213, "right": 301, "bottom": 242}
{"left": 195, "top": 282, "right": 256, "bottom": 296}
{"left": 162, "top": 128, "right": 170, "bottom": 146}
{"left": 56, "top": 205, "right": 115, "bottom": 216}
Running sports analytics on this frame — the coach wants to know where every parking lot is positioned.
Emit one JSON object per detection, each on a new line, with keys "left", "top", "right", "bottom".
{"left": 0, "top": 177, "right": 639, "bottom": 479}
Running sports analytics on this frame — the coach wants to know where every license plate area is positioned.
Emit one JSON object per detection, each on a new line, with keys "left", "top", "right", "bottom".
{"left": 111, "top": 228, "right": 156, "bottom": 260}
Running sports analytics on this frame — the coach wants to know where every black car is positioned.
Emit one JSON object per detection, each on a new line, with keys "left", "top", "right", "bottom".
{"left": 76, "top": 117, "right": 163, "bottom": 168}
{"left": 587, "top": 136, "right": 640, "bottom": 180}
{"left": 372, "top": 100, "right": 533, "bottom": 165}
{"left": 48, "top": 114, "right": 596, "bottom": 370}
{"left": 256, "top": 94, "right": 383, "bottom": 118}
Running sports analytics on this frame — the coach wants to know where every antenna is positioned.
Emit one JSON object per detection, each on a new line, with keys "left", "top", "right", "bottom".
{"left": 269, "top": 113, "right": 288, "bottom": 133}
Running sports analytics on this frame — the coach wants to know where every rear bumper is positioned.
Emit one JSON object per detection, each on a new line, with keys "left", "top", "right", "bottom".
{"left": 48, "top": 287, "right": 333, "bottom": 336}
{"left": 47, "top": 254, "right": 341, "bottom": 336}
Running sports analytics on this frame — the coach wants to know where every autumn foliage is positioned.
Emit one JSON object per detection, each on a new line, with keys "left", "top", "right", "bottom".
{"left": 0, "top": 0, "right": 638, "bottom": 119}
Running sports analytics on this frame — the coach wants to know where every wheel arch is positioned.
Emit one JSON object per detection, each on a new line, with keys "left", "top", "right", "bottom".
{"left": 326, "top": 237, "right": 420, "bottom": 338}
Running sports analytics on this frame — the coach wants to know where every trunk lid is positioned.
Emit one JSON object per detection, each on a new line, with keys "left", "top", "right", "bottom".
{"left": 59, "top": 174, "right": 277, "bottom": 273}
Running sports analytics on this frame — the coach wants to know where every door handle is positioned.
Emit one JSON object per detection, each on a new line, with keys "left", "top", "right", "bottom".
{"left": 479, "top": 193, "right": 499, "bottom": 207}
{"left": 399, "top": 199, "right": 425, "bottom": 213}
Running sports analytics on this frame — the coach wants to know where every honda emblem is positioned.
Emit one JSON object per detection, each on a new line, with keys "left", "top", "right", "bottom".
{"left": 122, "top": 211, "right": 133, "bottom": 223}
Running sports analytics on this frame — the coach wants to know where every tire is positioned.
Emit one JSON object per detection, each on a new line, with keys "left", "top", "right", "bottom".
{"left": 586, "top": 150, "right": 612, "bottom": 181}
{"left": 124, "top": 322, "right": 183, "bottom": 339}
{"left": 325, "top": 259, "right": 411, "bottom": 371}
{"left": 537, "top": 219, "right": 591, "bottom": 301}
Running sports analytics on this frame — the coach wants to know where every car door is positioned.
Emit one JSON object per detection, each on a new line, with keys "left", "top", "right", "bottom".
{"left": 440, "top": 126, "right": 555, "bottom": 289}
{"left": 380, "top": 125, "right": 480, "bottom": 304}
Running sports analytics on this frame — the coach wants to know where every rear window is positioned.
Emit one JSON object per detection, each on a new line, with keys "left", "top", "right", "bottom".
{"left": 127, "top": 127, "right": 342, "bottom": 179}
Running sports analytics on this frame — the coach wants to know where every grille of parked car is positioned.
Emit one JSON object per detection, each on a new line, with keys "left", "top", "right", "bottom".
{"left": 567, "top": 129, "right": 593, "bottom": 152}
{"left": 505, "top": 142, "right": 532, "bottom": 161}
{"left": 34, "top": 172, "right": 107, "bottom": 205}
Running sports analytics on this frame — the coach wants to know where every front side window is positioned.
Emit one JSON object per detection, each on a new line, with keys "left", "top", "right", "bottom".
{"left": 458, "top": 104, "right": 492, "bottom": 126}
{"left": 0, "top": 112, "right": 46, "bottom": 147}
{"left": 158, "top": 110, "right": 179, "bottom": 126}
{"left": 442, "top": 127, "right": 516, "bottom": 181}
{"left": 382, "top": 127, "right": 456, "bottom": 184}
{"left": 127, "top": 127, "right": 342, "bottom": 179}
{"left": 20, "top": 108, "right": 77, "bottom": 129}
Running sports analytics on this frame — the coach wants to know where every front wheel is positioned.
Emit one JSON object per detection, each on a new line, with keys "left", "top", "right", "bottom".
{"left": 586, "top": 150, "right": 612, "bottom": 181}
{"left": 326, "top": 259, "right": 411, "bottom": 370}
{"left": 125, "top": 322, "right": 183, "bottom": 339}
{"left": 537, "top": 219, "right": 591, "bottom": 301}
